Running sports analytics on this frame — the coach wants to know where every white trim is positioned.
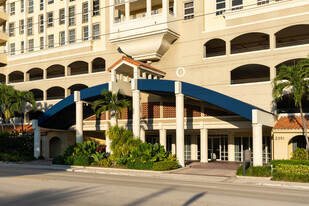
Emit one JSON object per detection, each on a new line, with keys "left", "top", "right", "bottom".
{"left": 230, "top": 81, "right": 271, "bottom": 86}
{"left": 67, "top": 73, "right": 89, "bottom": 78}
{"left": 274, "top": 43, "right": 309, "bottom": 51}
{"left": 230, "top": 49, "right": 271, "bottom": 56}
{"left": 202, "top": 11, "right": 309, "bottom": 34}
{"left": 203, "top": 55, "right": 227, "bottom": 60}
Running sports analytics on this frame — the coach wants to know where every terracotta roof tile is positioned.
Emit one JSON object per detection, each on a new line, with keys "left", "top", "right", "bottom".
{"left": 107, "top": 56, "right": 166, "bottom": 75}
{"left": 274, "top": 116, "right": 309, "bottom": 130}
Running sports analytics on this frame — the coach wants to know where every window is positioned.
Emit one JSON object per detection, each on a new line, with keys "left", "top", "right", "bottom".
{"left": 27, "top": 18, "right": 33, "bottom": 35}
{"left": 216, "top": 0, "right": 225, "bottom": 15}
{"left": 40, "top": 37, "right": 44, "bottom": 49}
{"left": 40, "top": 0, "right": 44, "bottom": 10}
{"left": 257, "top": 0, "right": 269, "bottom": 5}
{"left": 69, "top": 29, "right": 75, "bottom": 44}
{"left": 83, "top": 26, "right": 89, "bottom": 41}
{"left": 21, "top": 0, "right": 24, "bottom": 12}
{"left": 48, "top": 0, "right": 54, "bottom": 4}
{"left": 232, "top": 0, "right": 243, "bottom": 10}
{"left": 21, "top": 41, "right": 24, "bottom": 53}
{"left": 70, "top": 0, "right": 75, "bottom": 2}
{"left": 10, "top": 43, "right": 15, "bottom": 55}
{"left": 9, "top": 23, "right": 14, "bottom": 36}
{"left": 59, "top": 9, "right": 65, "bottom": 25}
{"left": 28, "top": 39, "right": 34, "bottom": 52}
{"left": 82, "top": 2, "right": 89, "bottom": 23}
{"left": 47, "top": 12, "right": 53, "bottom": 27}
{"left": 93, "top": 0, "right": 100, "bottom": 16}
{"left": 184, "top": 1, "right": 194, "bottom": 20}
{"left": 19, "top": 20, "right": 24, "bottom": 34}
{"left": 10, "top": 3, "right": 15, "bottom": 16}
{"left": 39, "top": 15, "right": 44, "bottom": 33}
{"left": 48, "top": 35, "right": 54, "bottom": 48}
{"left": 28, "top": 0, "right": 34, "bottom": 14}
{"left": 93, "top": 24, "right": 100, "bottom": 40}
{"left": 60, "top": 31, "right": 65, "bottom": 45}
{"left": 69, "top": 6, "right": 75, "bottom": 26}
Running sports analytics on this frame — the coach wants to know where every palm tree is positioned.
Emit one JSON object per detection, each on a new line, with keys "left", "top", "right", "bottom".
{"left": 11, "top": 90, "right": 37, "bottom": 131}
{"left": 92, "top": 89, "right": 131, "bottom": 126}
{"left": 0, "top": 85, "right": 16, "bottom": 130}
{"left": 273, "top": 58, "right": 309, "bottom": 150}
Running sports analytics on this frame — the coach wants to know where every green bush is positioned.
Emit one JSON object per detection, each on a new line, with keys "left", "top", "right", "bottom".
{"left": 291, "top": 148, "right": 309, "bottom": 160}
{"left": 97, "top": 158, "right": 113, "bottom": 167}
{"left": 126, "top": 159, "right": 154, "bottom": 170}
{"left": 73, "top": 155, "right": 91, "bottom": 166}
{"left": 65, "top": 156, "right": 74, "bottom": 165}
{"left": 237, "top": 165, "right": 271, "bottom": 177}
{"left": 270, "top": 159, "right": 309, "bottom": 167}
{"left": 74, "top": 141, "right": 99, "bottom": 157}
{"left": 152, "top": 160, "right": 179, "bottom": 171}
{"left": 52, "top": 155, "right": 65, "bottom": 165}
{"left": 0, "top": 152, "right": 35, "bottom": 162}
{"left": 273, "top": 164, "right": 309, "bottom": 182}
{"left": 0, "top": 131, "right": 34, "bottom": 155}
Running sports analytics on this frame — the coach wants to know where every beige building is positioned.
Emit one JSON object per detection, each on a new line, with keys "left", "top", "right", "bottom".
{"left": 0, "top": 0, "right": 309, "bottom": 166}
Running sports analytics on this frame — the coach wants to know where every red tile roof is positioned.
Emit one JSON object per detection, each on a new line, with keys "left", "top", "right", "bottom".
{"left": 107, "top": 56, "right": 166, "bottom": 75}
{"left": 274, "top": 116, "right": 309, "bottom": 130}
{"left": 2, "top": 124, "right": 48, "bottom": 133}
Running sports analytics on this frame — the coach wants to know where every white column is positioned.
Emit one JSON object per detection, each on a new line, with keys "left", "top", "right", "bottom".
{"left": 75, "top": 91, "right": 83, "bottom": 143}
{"left": 173, "top": 0, "right": 177, "bottom": 17}
{"left": 125, "top": 0, "right": 130, "bottom": 21}
{"left": 88, "top": 0, "right": 92, "bottom": 40}
{"left": 105, "top": 131, "right": 111, "bottom": 153}
{"left": 132, "top": 90, "right": 140, "bottom": 138}
{"left": 175, "top": 81, "right": 184, "bottom": 167}
{"left": 147, "top": 0, "right": 152, "bottom": 16}
{"left": 162, "top": 0, "right": 168, "bottom": 15}
{"left": 191, "top": 135, "right": 198, "bottom": 160}
{"left": 140, "top": 127, "right": 146, "bottom": 142}
{"left": 110, "top": 0, "right": 115, "bottom": 24}
{"left": 228, "top": 133, "right": 235, "bottom": 161}
{"left": 200, "top": 128, "right": 208, "bottom": 163}
{"left": 64, "top": 0, "right": 69, "bottom": 44}
{"left": 33, "top": 120, "right": 41, "bottom": 159}
{"left": 253, "top": 123, "right": 263, "bottom": 166}
{"left": 160, "top": 129, "right": 167, "bottom": 150}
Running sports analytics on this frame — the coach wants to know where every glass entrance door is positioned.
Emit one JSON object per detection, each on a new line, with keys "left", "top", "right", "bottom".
{"left": 208, "top": 137, "right": 221, "bottom": 161}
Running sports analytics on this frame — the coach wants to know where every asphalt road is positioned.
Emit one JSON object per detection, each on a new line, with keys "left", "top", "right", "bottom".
{"left": 0, "top": 166, "right": 308, "bottom": 206}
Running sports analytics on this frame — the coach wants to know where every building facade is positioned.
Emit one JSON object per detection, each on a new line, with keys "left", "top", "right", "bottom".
{"left": 1, "top": 0, "right": 309, "bottom": 166}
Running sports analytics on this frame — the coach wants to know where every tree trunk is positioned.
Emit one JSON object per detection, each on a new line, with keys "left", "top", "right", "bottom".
{"left": 300, "top": 106, "right": 309, "bottom": 151}
{"left": 11, "top": 118, "right": 16, "bottom": 132}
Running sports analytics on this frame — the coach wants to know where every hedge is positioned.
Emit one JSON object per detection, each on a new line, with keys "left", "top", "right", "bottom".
{"left": 73, "top": 155, "right": 91, "bottom": 166}
{"left": 273, "top": 164, "right": 309, "bottom": 182}
{"left": 152, "top": 161, "right": 179, "bottom": 171}
{"left": 237, "top": 165, "right": 271, "bottom": 177}
{"left": 126, "top": 159, "right": 154, "bottom": 170}
{"left": 270, "top": 160, "right": 309, "bottom": 167}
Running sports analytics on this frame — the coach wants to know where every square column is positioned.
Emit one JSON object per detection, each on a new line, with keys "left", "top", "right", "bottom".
{"left": 125, "top": 0, "right": 130, "bottom": 21}
{"left": 200, "top": 128, "right": 208, "bottom": 163}
{"left": 140, "top": 127, "right": 145, "bottom": 142}
{"left": 105, "top": 132, "right": 111, "bottom": 153}
{"left": 132, "top": 88, "right": 141, "bottom": 139}
{"left": 175, "top": 81, "right": 184, "bottom": 167}
{"left": 33, "top": 120, "right": 41, "bottom": 159}
{"left": 228, "top": 133, "right": 235, "bottom": 161}
{"left": 253, "top": 123, "right": 263, "bottom": 166}
{"left": 160, "top": 129, "right": 167, "bottom": 150}
{"left": 74, "top": 91, "right": 83, "bottom": 143}
{"left": 146, "top": 0, "right": 151, "bottom": 16}
{"left": 191, "top": 135, "right": 198, "bottom": 161}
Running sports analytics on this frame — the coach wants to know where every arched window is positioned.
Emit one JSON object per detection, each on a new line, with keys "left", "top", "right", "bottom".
{"left": 289, "top": 135, "right": 306, "bottom": 154}
{"left": 30, "top": 89, "right": 44, "bottom": 101}
{"left": 276, "top": 25, "right": 309, "bottom": 48}
{"left": 204, "top": 39, "right": 226, "bottom": 58}
{"left": 0, "top": 74, "right": 5, "bottom": 84}
{"left": 275, "top": 58, "right": 305, "bottom": 75}
{"left": 231, "top": 64, "right": 270, "bottom": 84}
{"left": 92, "top": 57, "right": 106, "bottom": 73}
{"left": 231, "top": 32, "right": 269, "bottom": 54}
{"left": 9, "top": 71, "right": 24, "bottom": 83}
{"left": 68, "top": 84, "right": 88, "bottom": 95}
{"left": 46, "top": 64, "right": 65, "bottom": 79}
{"left": 276, "top": 94, "right": 309, "bottom": 113}
{"left": 47, "top": 86, "right": 65, "bottom": 100}
{"left": 27, "top": 68, "right": 43, "bottom": 81}
{"left": 68, "top": 61, "right": 88, "bottom": 76}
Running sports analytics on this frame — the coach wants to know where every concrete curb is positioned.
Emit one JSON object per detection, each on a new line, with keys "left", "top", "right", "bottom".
{"left": 236, "top": 175, "right": 272, "bottom": 180}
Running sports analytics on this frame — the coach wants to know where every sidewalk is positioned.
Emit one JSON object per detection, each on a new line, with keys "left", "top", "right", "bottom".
{"left": 1, "top": 161, "right": 309, "bottom": 191}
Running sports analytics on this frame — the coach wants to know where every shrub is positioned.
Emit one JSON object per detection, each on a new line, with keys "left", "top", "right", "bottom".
{"left": 74, "top": 141, "right": 99, "bottom": 157}
{"left": 152, "top": 160, "right": 179, "bottom": 171}
{"left": 270, "top": 160, "right": 309, "bottom": 167}
{"left": 273, "top": 164, "right": 309, "bottom": 182}
{"left": 0, "top": 131, "right": 34, "bottom": 154}
{"left": 73, "top": 155, "right": 91, "bottom": 166}
{"left": 52, "top": 155, "right": 65, "bottom": 165}
{"left": 126, "top": 159, "right": 154, "bottom": 170}
{"left": 65, "top": 156, "right": 74, "bottom": 165}
{"left": 96, "top": 145, "right": 106, "bottom": 153}
{"left": 291, "top": 148, "right": 309, "bottom": 160}
{"left": 97, "top": 158, "right": 113, "bottom": 167}
{"left": 236, "top": 165, "right": 271, "bottom": 177}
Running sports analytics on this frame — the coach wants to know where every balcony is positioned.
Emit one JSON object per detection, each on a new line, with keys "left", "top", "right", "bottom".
{"left": 109, "top": 0, "right": 179, "bottom": 61}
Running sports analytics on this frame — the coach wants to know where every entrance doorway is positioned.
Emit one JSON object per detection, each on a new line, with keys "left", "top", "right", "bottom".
{"left": 208, "top": 137, "right": 220, "bottom": 161}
